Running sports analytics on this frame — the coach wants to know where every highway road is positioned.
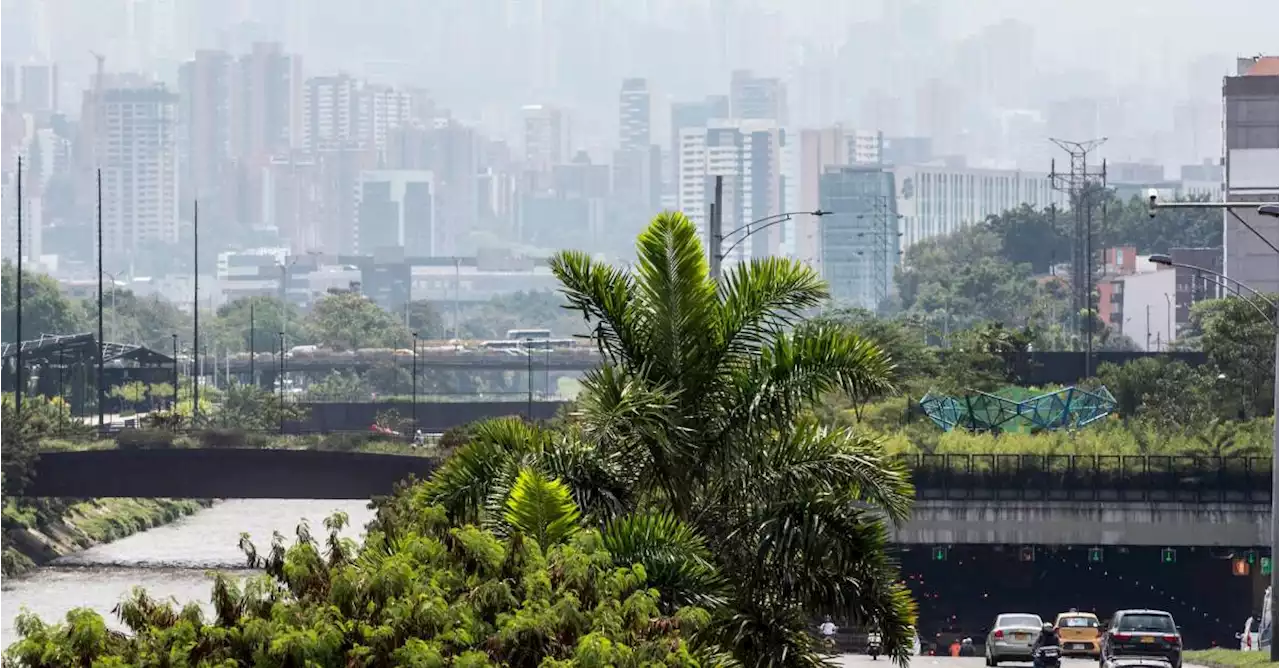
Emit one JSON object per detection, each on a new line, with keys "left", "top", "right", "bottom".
{"left": 832, "top": 656, "right": 1177, "bottom": 668}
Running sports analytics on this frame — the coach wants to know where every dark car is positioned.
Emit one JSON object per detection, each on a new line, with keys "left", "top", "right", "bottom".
{"left": 1100, "top": 610, "right": 1182, "bottom": 668}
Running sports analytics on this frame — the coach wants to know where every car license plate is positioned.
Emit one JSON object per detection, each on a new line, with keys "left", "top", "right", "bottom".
{"left": 1014, "top": 633, "right": 1028, "bottom": 640}
{"left": 1140, "top": 637, "right": 1155, "bottom": 643}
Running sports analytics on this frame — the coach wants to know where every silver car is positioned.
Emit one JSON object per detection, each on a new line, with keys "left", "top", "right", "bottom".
{"left": 986, "top": 613, "right": 1044, "bottom": 665}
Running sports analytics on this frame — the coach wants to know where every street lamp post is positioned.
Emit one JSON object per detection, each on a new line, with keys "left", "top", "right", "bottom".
{"left": 411, "top": 332, "right": 418, "bottom": 429}
{"left": 1157, "top": 245, "right": 1280, "bottom": 655}
{"left": 278, "top": 332, "right": 286, "bottom": 434}
{"left": 711, "top": 210, "right": 832, "bottom": 281}
{"left": 525, "top": 338, "right": 533, "bottom": 420}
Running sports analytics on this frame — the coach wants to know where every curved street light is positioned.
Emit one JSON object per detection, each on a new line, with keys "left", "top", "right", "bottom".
{"left": 713, "top": 210, "right": 832, "bottom": 279}
{"left": 1152, "top": 253, "right": 1280, "bottom": 644}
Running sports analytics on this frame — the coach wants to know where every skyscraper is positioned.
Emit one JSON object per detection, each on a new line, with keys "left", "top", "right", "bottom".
{"left": 730, "top": 70, "right": 787, "bottom": 124}
{"left": 619, "top": 77, "right": 650, "bottom": 151}
{"left": 522, "top": 104, "right": 569, "bottom": 172}
{"left": 819, "top": 166, "right": 899, "bottom": 310}
{"left": 98, "top": 84, "right": 180, "bottom": 253}
{"left": 678, "top": 120, "right": 786, "bottom": 266}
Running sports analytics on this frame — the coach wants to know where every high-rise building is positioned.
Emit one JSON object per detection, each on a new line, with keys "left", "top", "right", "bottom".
{"left": 1223, "top": 55, "right": 1279, "bottom": 295}
{"left": 729, "top": 70, "right": 786, "bottom": 124}
{"left": 677, "top": 120, "right": 786, "bottom": 266}
{"left": 891, "top": 164, "right": 1062, "bottom": 248}
{"left": 302, "top": 73, "right": 362, "bottom": 152}
{"left": 178, "top": 50, "right": 233, "bottom": 211}
{"left": 356, "top": 170, "right": 436, "bottom": 255}
{"left": 619, "top": 77, "right": 650, "bottom": 151}
{"left": 819, "top": 166, "right": 900, "bottom": 310}
{"left": 97, "top": 84, "right": 180, "bottom": 253}
{"left": 522, "top": 104, "right": 569, "bottom": 172}
{"left": 231, "top": 42, "right": 302, "bottom": 163}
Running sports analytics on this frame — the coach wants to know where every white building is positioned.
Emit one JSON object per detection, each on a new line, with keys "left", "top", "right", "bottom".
{"left": 677, "top": 119, "right": 785, "bottom": 266}
{"left": 891, "top": 164, "right": 1063, "bottom": 248}
{"left": 301, "top": 74, "right": 360, "bottom": 151}
{"left": 1222, "top": 57, "right": 1278, "bottom": 295}
{"left": 619, "top": 77, "right": 650, "bottom": 151}
{"left": 1113, "top": 266, "right": 1177, "bottom": 352}
{"left": 98, "top": 84, "right": 180, "bottom": 253}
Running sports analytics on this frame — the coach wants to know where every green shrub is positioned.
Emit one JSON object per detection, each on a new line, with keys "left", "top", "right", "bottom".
{"left": 195, "top": 428, "right": 248, "bottom": 449}
{"left": 115, "top": 429, "right": 177, "bottom": 450}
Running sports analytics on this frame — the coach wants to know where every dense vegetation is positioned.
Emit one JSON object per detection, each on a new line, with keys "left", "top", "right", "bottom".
{"left": 4, "top": 213, "right": 919, "bottom": 667}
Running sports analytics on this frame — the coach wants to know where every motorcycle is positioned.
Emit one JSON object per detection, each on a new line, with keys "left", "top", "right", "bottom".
{"left": 867, "top": 632, "right": 883, "bottom": 660}
{"left": 1032, "top": 645, "right": 1061, "bottom": 668}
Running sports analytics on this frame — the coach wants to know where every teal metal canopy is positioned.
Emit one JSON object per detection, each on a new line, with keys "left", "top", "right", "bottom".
{"left": 919, "top": 385, "right": 1117, "bottom": 434}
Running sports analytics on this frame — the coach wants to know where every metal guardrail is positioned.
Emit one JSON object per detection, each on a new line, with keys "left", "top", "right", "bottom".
{"left": 896, "top": 453, "right": 1273, "bottom": 503}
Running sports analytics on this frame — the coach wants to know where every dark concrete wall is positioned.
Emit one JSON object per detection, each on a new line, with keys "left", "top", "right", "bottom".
{"left": 27, "top": 449, "right": 439, "bottom": 499}
{"left": 287, "top": 401, "right": 568, "bottom": 433}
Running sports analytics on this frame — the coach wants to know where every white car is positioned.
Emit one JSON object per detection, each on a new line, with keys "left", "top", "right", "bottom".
{"left": 985, "top": 613, "right": 1044, "bottom": 666}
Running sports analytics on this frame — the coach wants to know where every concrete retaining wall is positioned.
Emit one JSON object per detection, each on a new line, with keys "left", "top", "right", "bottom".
{"left": 895, "top": 499, "right": 1273, "bottom": 547}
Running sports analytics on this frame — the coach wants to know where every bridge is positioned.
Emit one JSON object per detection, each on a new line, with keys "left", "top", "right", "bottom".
{"left": 25, "top": 450, "right": 1273, "bottom": 547}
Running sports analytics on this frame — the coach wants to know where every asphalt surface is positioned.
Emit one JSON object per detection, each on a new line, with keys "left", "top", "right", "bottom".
{"left": 832, "top": 656, "right": 1105, "bottom": 668}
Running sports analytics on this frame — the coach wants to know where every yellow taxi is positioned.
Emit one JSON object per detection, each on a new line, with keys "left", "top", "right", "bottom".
{"left": 1054, "top": 610, "right": 1102, "bottom": 657}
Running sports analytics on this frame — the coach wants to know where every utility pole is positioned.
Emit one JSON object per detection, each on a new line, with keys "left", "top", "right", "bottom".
{"left": 1050, "top": 137, "right": 1108, "bottom": 379}
{"left": 14, "top": 157, "right": 23, "bottom": 418}
{"left": 709, "top": 175, "right": 724, "bottom": 281}
{"left": 248, "top": 302, "right": 255, "bottom": 386}
{"left": 192, "top": 201, "right": 199, "bottom": 424}
{"left": 96, "top": 169, "right": 105, "bottom": 429}
{"left": 526, "top": 338, "right": 534, "bottom": 420}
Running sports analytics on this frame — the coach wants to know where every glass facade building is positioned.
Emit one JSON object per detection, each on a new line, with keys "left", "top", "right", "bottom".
{"left": 818, "top": 166, "right": 900, "bottom": 310}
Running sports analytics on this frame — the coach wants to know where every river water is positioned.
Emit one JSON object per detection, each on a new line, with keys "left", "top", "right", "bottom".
{"left": 1, "top": 500, "right": 376, "bottom": 650}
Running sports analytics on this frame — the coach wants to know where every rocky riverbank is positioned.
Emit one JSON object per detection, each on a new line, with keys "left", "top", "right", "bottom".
{"left": 1, "top": 498, "right": 214, "bottom": 577}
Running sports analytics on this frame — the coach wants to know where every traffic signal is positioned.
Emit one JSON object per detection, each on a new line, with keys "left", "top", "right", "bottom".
{"left": 1233, "top": 558, "right": 1251, "bottom": 576}
{"left": 932, "top": 546, "right": 948, "bottom": 561}
{"left": 1161, "top": 548, "right": 1176, "bottom": 564}
{"left": 1020, "top": 546, "right": 1035, "bottom": 562}
{"left": 1246, "top": 550, "right": 1258, "bottom": 565}
{"left": 1088, "top": 547, "right": 1103, "bottom": 563}
{"left": 1263, "top": 557, "right": 1273, "bottom": 576}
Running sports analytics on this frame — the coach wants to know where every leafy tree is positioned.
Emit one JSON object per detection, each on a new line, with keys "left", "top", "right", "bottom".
{"left": 1183, "top": 295, "right": 1277, "bottom": 419}
{"left": 406, "top": 299, "right": 447, "bottom": 339}
{"left": 207, "top": 295, "right": 307, "bottom": 353}
{"left": 813, "top": 307, "right": 938, "bottom": 413}
{"left": 455, "top": 290, "right": 585, "bottom": 340}
{"left": 306, "top": 370, "right": 371, "bottom": 401}
{"left": 108, "top": 380, "right": 150, "bottom": 412}
{"left": 101, "top": 288, "right": 190, "bottom": 350}
{"left": 1, "top": 260, "right": 89, "bottom": 341}
{"left": 427, "top": 213, "right": 918, "bottom": 664}
{"left": 205, "top": 381, "right": 310, "bottom": 431}
{"left": 306, "top": 292, "right": 410, "bottom": 350}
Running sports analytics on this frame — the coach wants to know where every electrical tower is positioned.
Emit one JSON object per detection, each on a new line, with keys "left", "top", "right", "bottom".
{"left": 1049, "top": 138, "right": 1108, "bottom": 378}
{"left": 862, "top": 194, "right": 899, "bottom": 312}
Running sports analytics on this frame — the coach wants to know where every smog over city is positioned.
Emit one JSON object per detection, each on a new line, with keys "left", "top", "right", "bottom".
{"left": 1, "top": 2, "right": 1278, "bottom": 664}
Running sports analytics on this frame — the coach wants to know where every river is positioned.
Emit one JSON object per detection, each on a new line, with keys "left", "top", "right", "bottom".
{"left": 1, "top": 500, "right": 376, "bottom": 650}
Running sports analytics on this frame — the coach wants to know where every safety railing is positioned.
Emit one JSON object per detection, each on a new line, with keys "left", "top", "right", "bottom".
{"left": 896, "top": 453, "right": 1272, "bottom": 503}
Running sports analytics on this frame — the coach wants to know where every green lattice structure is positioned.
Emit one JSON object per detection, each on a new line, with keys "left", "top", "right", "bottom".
{"left": 919, "top": 385, "right": 1117, "bottom": 434}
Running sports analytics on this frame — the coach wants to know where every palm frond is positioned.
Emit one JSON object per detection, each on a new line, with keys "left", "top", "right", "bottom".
{"left": 502, "top": 467, "right": 582, "bottom": 550}
{"left": 734, "top": 323, "right": 896, "bottom": 433}
{"left": 423, "top": 417, "right": 550, "bottom": 523}
{"left": 630, "top": 212, "right": 719, "bottom": 387}
{"left": 549, "top": 249, "right": 643, "bottom": 365}
{"left": 602, "top": 511, "right": 727, "bottom": 610}
{"left": 716, "top": 257, "right": 829, "bottom": 362}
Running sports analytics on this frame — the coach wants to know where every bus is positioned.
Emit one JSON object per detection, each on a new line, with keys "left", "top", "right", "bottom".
{"left": 506, "top": 328, "right": 552, "bottom": 341}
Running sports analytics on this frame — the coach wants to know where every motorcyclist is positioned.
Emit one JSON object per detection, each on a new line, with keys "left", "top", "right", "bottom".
{"left": 819, "top": 616, "right": 838, "bottom": 650}
{"left": 1035, "top": 623, "right": 1060, "bottom": 649}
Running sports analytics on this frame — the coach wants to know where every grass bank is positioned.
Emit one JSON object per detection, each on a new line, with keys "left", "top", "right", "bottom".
{"left": 1, "top": 497, "right": 212, "bottom": 577}
{"left": 1184, "top": 649, "right": 1274, "bottom": 668}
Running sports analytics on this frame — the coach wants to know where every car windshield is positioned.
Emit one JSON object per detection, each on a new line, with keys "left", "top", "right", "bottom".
{"left": 1117, "top": 615, "right": 1176, "bottom": 632}
{"left": 1000, "top": 615, "right": 1043, "bottom": 628}
{"left": 1061, "top": 616, "right": 1098, "bottom": 628}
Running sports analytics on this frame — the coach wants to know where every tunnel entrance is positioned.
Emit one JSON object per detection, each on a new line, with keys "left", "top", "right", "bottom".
{"left": 896, "top": 544, "right": 1268, "bottom": 650}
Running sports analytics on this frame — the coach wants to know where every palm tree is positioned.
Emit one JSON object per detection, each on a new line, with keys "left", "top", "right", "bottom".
{"left": 426, "top": 212, "right": 918, "bottom": 665}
